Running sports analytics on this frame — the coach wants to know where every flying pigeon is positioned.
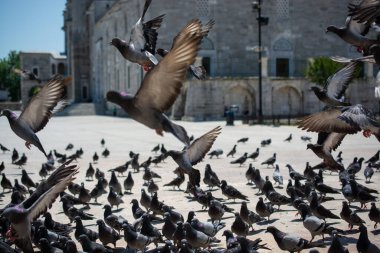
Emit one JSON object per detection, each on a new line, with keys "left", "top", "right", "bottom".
{"left": 110, "top": 0, "right": 164, "bottom": 70}
{"left": 0, "top": 75, "right": 69, "bottom": 156}
{"left": 13, "top": 68, "right": 41, "bottom": 83}
{"left": 107, "top": 19, "right": 206, "bottom": 146}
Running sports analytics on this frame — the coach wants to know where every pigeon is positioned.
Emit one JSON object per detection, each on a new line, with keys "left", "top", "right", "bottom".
{"left": 365, "top": 150, "right": 380, "bottom": 164}
{"left": 301, "top": 135, "right": 312, "bottom": 142}
{"left": 286, "top": 164, "right": 307, "bottom": 181}
{"left": 131, "top": 154, "right": 140, "bottom": 173}
{"left": 122, "top": 223, "right": 157, "bottom": 251}
{"left": 236, "top": 236, "right": 270, "bottom": 252}
{"left": 239, "top": 201, "right": 264, "bottom": 231}
{"left": 350, "top": 179, "right": 377, "bottom": 208}
{"left": 326, "top": 13, "right": 380, "bottom": 54}
{"left": 85, "top": 163, "right": 95, "bottom": 180}
{"left": 109, "top": 171, "right": 122, "bottom": 195}
{"left": 78, "top": 183, "right": 91, "bottom": 205}
{"left": 310, "top": 62, "right": 357, "bottom": 106}
{"left": 13, "top": 179, "right": 28, "bottom": 196}
{"left": 245, "top": 163, "right": 255, "bottom": 185}
{"left": 147, "top": 180, "right": 159, "bottom": 195}
{"left": 96, "top": 219, "right": 120, "bottom": 247}
{"left": 65, "top": 143, "right": 73, "bottom": 151}
{"left": 314, "top": 176, "right": 340, "bottom": 197}
{"left": 261, "top": 153, "right": 276, "bottom": 167}
{"left": 226, "top": 145, "right": 237, "bottom": 158}
{"left": 369, "top": 202, "right": 380, "bottom": 229}
{"left": 109, "top": 161, "right": 130, "bottom": 177}
{"left": 220, "top": 180, "right": 248, "bottom": 202}
{"left": 266, "top": 226, "right": 311, "bottom": 253}
{"left": 14, "top": 153, "right": 27, "bottom": 167}
{"left": 0, "top": 144, "right": 10, "bottom": 153}
{"left": 284, "top": 134, "right": 292, "bottom": 142}
{"left": 156, "top": 20, "right": 214, "bottom": 80}
{"left": 67, "top": 206, "right": 94, "bottom": 223}
{"left": 1, "top": 160, "right": 77, "bottom": 253}
{"left": 173, "top": 222, "right": 186, "bottom": 247}
{"left": 309, "top": 191, "right": 340, "bottom": 220}
{"left": 162, "top": 205, "right": 183, "bottom": 224}
{"left": 207, "top": 149, "right": 223, "bottom": 159}
{"left": 0, "top": 173, "right": 13, "bottom": 192}
{"left": 0, "top": 75, "right": 69, "bottom": 156}
{"left": 261, "top": 138, "right": 271, "bottom": 146}
{"left": 328, "top": 231, "right": 349, "bottom": 253}
{"left": 248, "top": 147, "right": 260, "bottom": 160}
{"left": 139, "top": 189, "right": 152, "bottom": 212}
{"left": 273, "top": 164, "right": 284, "bottom": 185}
{"left": 252, "top": 169, "right": 265, "bottom": 194}
{"left": 102, "top": 148, "right": 110, "bottom": 158}
{"left": 107, "top": 186, "right": 123, "bottom": 209}
{"left": 74, "top": 216, "right": 98, "bottom": 241}
{"left": 237, "top": 137, "right": 249, "bottom": 143}
{"left": 347, "top": 157, "right": 365, "bottom": 175}
{"left": 166, "top": 126, "right": 222, "bottom": 186}
{"left": 92, "top": 152, "right": 99, "bottom": 163}
{"left": 11, "top": 148, "right": 19, "bottom": 163}
{"left": 208, "top": 199, "right": 231, "bottom": 224}
{"left": 107, "top": 20, "right": 207, "bottom": 146}
{"left": 13, "top": 68, "right": 41, "bottom": 83}
{"left": 256, "top": 197, "right": 274, "bottom": 221}
{"left": 298, "top": 104, "right": 380, "bottom": 142}
{"left": 162, "top": 212, "right": 177, "bottom": 240}
{"left": 357, "top": 224, "right": 380, "bottom": 253}
{"left": 203, "top": 164, "right": 221, "bottom": 190}
{"left": 130, "top": 199, "right": 145, "bottom": 220}
{"left": 364, "top": 163, "right": 374, "bottom": 183}
{"left": 230, "top": 152, "right": 248, "bottom": 166}
{"left": 90, "top": 179, "right": 106, "bottom": 203}
{"left": 164, "top": 167, "right": 185, "bottom": 190}
{"left": 103, "top": 204, "right": 126, "bottom": 233}
{"left": 298, "top": 203, "right": 342, "bottom": 242}
{"left": 231, "top": 212, "right": 249, "bottom": 237}
{"left": 190, "top": 217, "right": 225, "bottom": 237}
{"left": 140, "top": 214, "right": 162, "bottom": 244}
{"left": 43, "top": 212, "right": 72, "bottom": 235}
{"left": 124, "top": 171, "right": 134, "bottom": 193}
{"left": 262, "top": 178, "right": 291, "bottom": 210}
{"left": 151, "top": 144, "right": 160, "bottom": 153}
{"left": 39, "top": 164, "right": 49, "bottom": 179}
{"left": 38, "top": 237, "right": 61, "bottom": 253}
{"left": 78, "top": 234, "right": 111, "bottom": 253}
{"left": 110, "top": 0, "right": 164, "bottom": 70}
{"left": 183, "top": 222, "right": 220, "bottom": 249}
{"left": 340, "top": 201, "right": 365, "bottom": 229}
{"left": 150, "top": 192, "right": 165, "bottom": 216}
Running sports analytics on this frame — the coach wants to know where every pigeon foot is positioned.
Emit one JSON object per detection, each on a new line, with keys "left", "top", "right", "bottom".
{"left": 363, "top": 130, "right": 372, "bottom": 138}
{"left": 155, "top": 128, "right": 164, "bottom": 136}
{"left": 25, "top": 141, "right": 32, "bottom": 149}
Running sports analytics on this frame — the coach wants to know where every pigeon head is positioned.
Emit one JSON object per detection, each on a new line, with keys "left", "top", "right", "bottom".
{"left": 103, "top": 204, "right": 112, "bottom": 211}
{"left": 110, "top": 38, "right": 123, "bottom": 46}
{"left": 130, "top": 199, "right": 138, "bottom": 205}
{"left": 64, "top": 240, "right": 77, "bottom": 252}
{"left": 96, "top": 219, "right": 105, "bottom": 226}
{"left": 222, "top": 229, "right": 233, "bottom": 237}
{"left": 266, "top": 226, "right": 278, "bottom": 234}
{"left": 0, "top": 109, "right": 17, "bottom": 119}
{"left": 326, "top": 26, "right": 340, "bottom": 34}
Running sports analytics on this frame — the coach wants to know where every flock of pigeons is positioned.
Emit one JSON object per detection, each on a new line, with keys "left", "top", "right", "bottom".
{"left": 0, "top": 0, "right": 380, "bottom": 252}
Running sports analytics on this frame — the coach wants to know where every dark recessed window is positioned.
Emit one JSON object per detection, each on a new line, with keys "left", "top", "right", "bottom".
{"left": 33, "top": 68, "right": 39, "bottom": 77}
{"left": 52, "top": 64, "right": 56, "bottom": 75}
{"left": 82, "top": 86, "right": 87, "bottom": 100}
{"left": 202, "top": 57, "right": 211, "bottom": 77}
{"left": 276, "top": 58, "right": 289, "bottom": 77}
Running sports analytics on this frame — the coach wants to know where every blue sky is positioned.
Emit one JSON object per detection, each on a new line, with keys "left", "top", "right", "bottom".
{"left": 0, "top": 0, "right": 66, "bottom": 59}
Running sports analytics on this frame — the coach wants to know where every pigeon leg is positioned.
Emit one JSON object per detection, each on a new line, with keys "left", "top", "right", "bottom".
{"left": 25, "top": 141, "right": 31, "bottom": 149}
{"left": 363, "top": 130, "right": 372, "bottom": 138}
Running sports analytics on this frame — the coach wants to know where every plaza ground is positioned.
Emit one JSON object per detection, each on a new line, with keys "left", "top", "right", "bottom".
{"left": 0, "top": 115, "right": 379, "bottom": 252}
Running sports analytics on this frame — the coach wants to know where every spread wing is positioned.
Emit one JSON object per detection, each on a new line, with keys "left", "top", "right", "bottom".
{"left": 338, "top": 104, "right": 380, "bottom": 129}
{"left": 19, "top": 75, "right": 66, "bottom": 133}
{"left": 26, "top": 168, "right": 78, "bottom": 222}
{"left": 318, "top": 132, "right": 346, "bottom": 152}
{"left": 133, "top": 19, "right": 203, "bottom": 112}
{"left": 324, "top": 62, "right": 357, "bottom": 100}
{"left": 186, "top": 126, "right": 222, "bottom": 165}
{"left": 349, "top": 0, "right": 380, "bottom": 25}
{"left": 297, "top": 108, "right": 360, "bottom": 134}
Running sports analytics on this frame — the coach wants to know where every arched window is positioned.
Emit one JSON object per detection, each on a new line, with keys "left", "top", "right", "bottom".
{"left": 58, "top": 63, "right": 66, "bottom": 75}
{"left": 276, "top": 0, "right": 289, "bottom": 20}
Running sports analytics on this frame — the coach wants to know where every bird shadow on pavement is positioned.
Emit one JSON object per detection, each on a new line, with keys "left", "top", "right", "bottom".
{"left": 112, "top": 207, "right": 124, "bottom": 213}
{"left": 339, "top": 235, "right": 359, "bottom": 245}
{"left": 248, "top": 228, "right": 266, "bottom": 235}
{"left": 89, "top": 202, "right": 102, "bottom": 206}
{"left": 257, "top": 219, "right": 279, "bottom": 225}
{"left": 344, "top": 229, "right": 360, "bottom": 235}
{"left": 165, "top": 189, "right": 184, "bottom": 192}
{"left": 223, "top": 201, "right": 246, "bottom": 205}
{"left": 371, "top": 229, "right": 380, "bottom": 235}
{"left": 123, "top": 192, "right": 133, "bottom": 195}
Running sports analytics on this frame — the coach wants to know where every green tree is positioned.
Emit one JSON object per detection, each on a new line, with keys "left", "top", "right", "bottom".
{"left": 0, "top": 51, "right": 20, "bottom": 101}
{"left": 305, "top": 57, "right": 342, "bottom": 86}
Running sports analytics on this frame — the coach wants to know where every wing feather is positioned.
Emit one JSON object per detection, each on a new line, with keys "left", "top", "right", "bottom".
{"left": 19, "top": 75, "right": 66, "bottom": 133}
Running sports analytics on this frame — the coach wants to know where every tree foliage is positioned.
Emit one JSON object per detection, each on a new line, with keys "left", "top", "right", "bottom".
{"left": 0, "top": 51, "right": 20, "bottom": 101}
{"left": 305, "top": 57, "right": 342, "bottom": 86}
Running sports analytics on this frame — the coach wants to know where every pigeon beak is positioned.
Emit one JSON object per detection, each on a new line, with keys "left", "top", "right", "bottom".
{"left": 109, "top": 41, "right": 113, "bottom": 46}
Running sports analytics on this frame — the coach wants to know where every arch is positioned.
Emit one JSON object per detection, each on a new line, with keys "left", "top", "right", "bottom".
{"left": 272, "top": 86, "right": 302, "bottom": 116}
{"left": 201, "top": 37, "right": 214, "bottom": 50}
{"left": 57, "top": 62, "right": 66, "bottom": 75}
{"left": 224, "top": 84, "right": 256, "bottom": 117}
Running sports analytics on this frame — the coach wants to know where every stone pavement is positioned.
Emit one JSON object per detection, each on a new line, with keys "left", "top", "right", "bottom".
{"left": 0, "top": 115, "right": 379, "bottom": 252}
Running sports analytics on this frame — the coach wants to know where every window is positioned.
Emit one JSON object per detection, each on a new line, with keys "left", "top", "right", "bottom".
{"left": 51, "top": 64, "right": 56, "bottom": 75}
{"left": 82, "top": 86, "right": 88, "bottom": 100}
{"left": 196, "top": 0, "right": 209, "bottom": 17}
{"left": 276, "top": 0, "right": 289, "bottom": 20}
{"left": 276, "top": 58, "right": 289, "bottom": 77}
{"left": 202, "top": 57, "right": 211, "bottom": 76}
{"left": 58, "top": 63, "right": 66, "bottom": 75}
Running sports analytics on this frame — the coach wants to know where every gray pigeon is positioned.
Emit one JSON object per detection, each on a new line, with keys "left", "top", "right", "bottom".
{"left": 78, "top": 234, "right": 112, "bottom": 253}
{"left": 340, "top": 201, "right": 365, "bottom": 229}
{"left": 230, "top": 212, "right": 249, "bottom": 237}
{"left": 1, "top": 160, "right": 77, "bottom": 253}
{"left": 190, "top": 217, "right": 225, "bottom": 237}
{"left": 248, "top": 148, "right": 260, "bottom": 160}
{"left": 273, "top": 164, "right": 284, "bottom": 185}
{"left": 124, "top": 171, "right": 134, "bottom": 193}
{"left": 96, "top": 219, "right": 120, "bottom": 247}
{"left": 110, "top": 0, "right": 164, "bottom": 70}
{"left": 266, "top": 226, "right": 311, "bottom": 253}
{"left": 203, "top": 164, "right": 221, "bottom": 190}
{"left": 74, "top": 216, "right": 98, "bottom": 241}
{"left": 122, "top": 223, "right": 157, "bottom": 251}
{"left": 261, "top": 153, "right": 276, "bottom": 167}
{"left": 107, "top": 186, "right": 123, "bottom": 209}
{"left": 183, "top": 222, "right": 220, "bottom": 249}
{"left": 240, "top": 201, "right": 264, "bottom": 231}
{"left": 256, "top": 197, "right": 274, "bottom": 221}
{"left": 107, "top": 19, "right": 206, "bottom": 146}
{"left": 328, "top": 231, "right": 349, "bottom": 253}
{"left": 0, "top": 75, "right": 69, "bottom": 157}
{"left": 220, "top": 180, "right": 248, "bottom": 202}
{"left": 364, "top": 163, "right": 374, "bottom": 183}
{"left": 166, "top": 126, "right": 222, "bottom": 186}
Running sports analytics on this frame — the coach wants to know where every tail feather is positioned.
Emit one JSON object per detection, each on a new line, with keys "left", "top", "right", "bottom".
{"left": 189, "top": 65, "right": 207, "bottom": 80}
{"left": 141, "top": 0, "right": 152, "bottom": 20}
{"left": 162, "top": 115, "right": 190, "bottom": 146}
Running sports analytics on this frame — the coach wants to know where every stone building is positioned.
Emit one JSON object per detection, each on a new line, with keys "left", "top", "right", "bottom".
{"left": 62, "top": 0, "right": 380, "bottom": 120}
{"left": 20, "top": 52, "right": 69, "bottom": 106}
